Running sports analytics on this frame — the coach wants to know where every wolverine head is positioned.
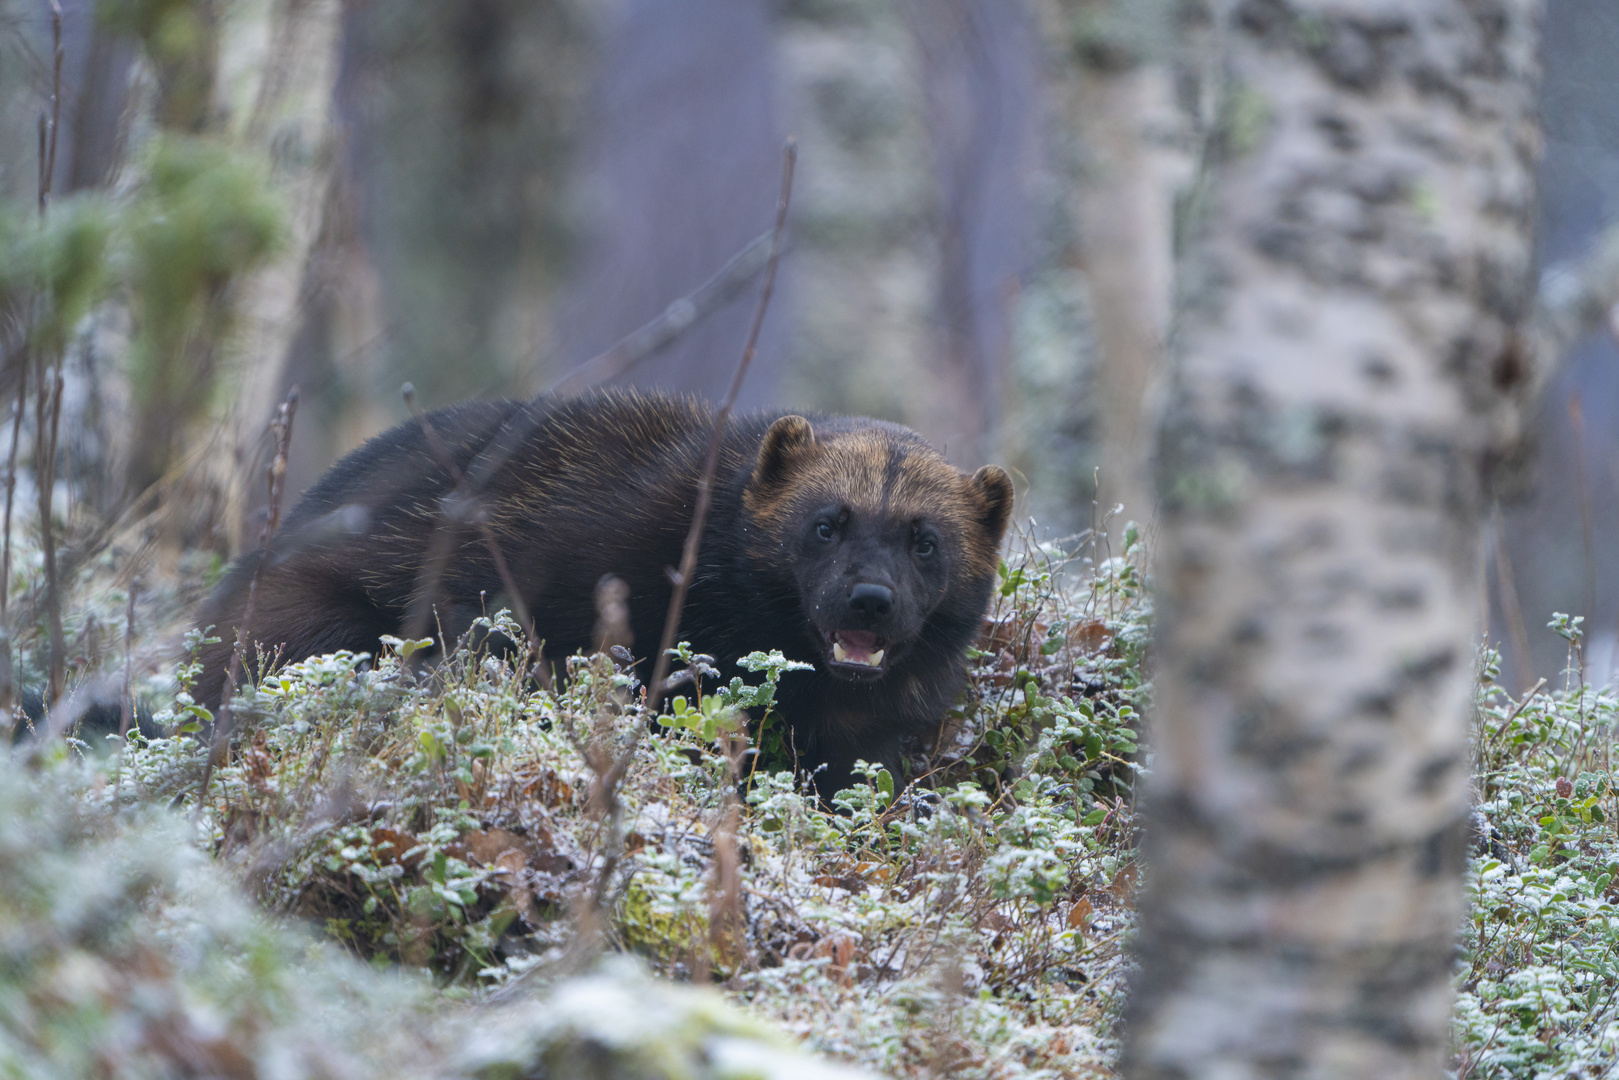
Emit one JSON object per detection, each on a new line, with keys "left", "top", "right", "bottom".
{"left": 742, "top": 414, "right": 1014, "bottom": 681}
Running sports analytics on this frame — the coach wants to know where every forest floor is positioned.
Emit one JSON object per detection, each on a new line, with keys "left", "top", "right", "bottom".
{"left": 3, "top": 524, "right": 1616, "bottom": 1079}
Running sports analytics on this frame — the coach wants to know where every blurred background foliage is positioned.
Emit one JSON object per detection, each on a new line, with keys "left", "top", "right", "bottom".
{"left": 0, "top": 0, "right": 1610, "bottom": 735}
{"left": 0, "top": 0, "right": 1163, "bottom": 574}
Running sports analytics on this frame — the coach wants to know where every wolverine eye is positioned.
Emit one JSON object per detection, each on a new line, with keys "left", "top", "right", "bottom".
{"left": 913, "top": 535, "right": 937, "bottom": 558}
{"left": 816, "top": 520, "right": 836, "bottom": 542}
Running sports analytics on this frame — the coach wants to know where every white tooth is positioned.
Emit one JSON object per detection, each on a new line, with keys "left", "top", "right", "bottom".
{"left": 869, "top": 649, "right": 884, "bottom": 666}
{"left": 833, "top": 641, "right": 849, "bottom": 663}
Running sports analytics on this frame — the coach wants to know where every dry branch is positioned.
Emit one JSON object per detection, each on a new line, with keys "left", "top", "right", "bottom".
{"left": 38, "top": 366, "right": 63, "bottom": 704}
{"left": 574, "top": 139, "right": 796, "bottom": 933}
{"left": 199, "top": 388, "right": 298, "bottom": 804}
{"left": 0, "top": 381, "right": 23, "bottom": 730}
{"left": 582, "top": 140, "right": 797, "bottom": 927}
{"left": 120, "top": 578, "right": 139, "bottom": 738}
{"left": 644, "top": 140, "right": 796, "bottom": 716}
{"left": 546, "top": 229, "right": 778, "bottom": 397}
{"left": 37, "top": 0, "right": 62, "bottom": 216}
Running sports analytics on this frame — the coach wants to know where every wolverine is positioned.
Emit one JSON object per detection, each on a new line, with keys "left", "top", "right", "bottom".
{"left": 195, "top": 389, "right": 1014, "bottom": 793}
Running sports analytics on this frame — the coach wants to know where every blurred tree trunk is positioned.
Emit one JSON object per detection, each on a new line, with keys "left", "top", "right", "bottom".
{"left": 338, "top": 0, "right": 588, "bottom": 410}
{"left": 907, "top": 0, "right": 1040, "bottom": 468}
{"left": 221, "top": 0, "right": 350, "bottom": 551}
{"left": 1493, "top": 0, "right": 1619, "bottom": 691}
{"left": 1127, "top": 1, "right": 1542, "bottom": 1077}
{"left": 554, "top": 0, "right": 787, "bottom": 408}
{"left": 51, "top": 0, "right": 137, "bottom": 195}
{"left": 1044, "top": 0, "right": 1185, "bottom": 535}
{"left": 113, "top": 0, "right": 225, "bottom": 497}
{"left": 253, "top": 161, "right": 377, "bottom": 522}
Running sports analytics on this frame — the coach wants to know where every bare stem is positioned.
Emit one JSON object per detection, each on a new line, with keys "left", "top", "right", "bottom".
{"left": 0, "top": 378, "right": 23, "bottom": 734}
{"left": 644, "top": 139, "right": 796, "bottom": 716}
{"left": 38, "top": 364, "right": 63, "bottom": 705}
{"left": 572, "top": 141, "right": 798, "bottom": 937}
{"left": 199, "top": 388, "right": 299, "bottom": 808}
{"left": 584, "top": 140, "right": 797, "bottom": 899}
{"left": 1493, "top": 505, "right": 1534, "bottom": 696}
{"left": 120, "top": 578, "right": 139, "bottom": 738}
{"left": 36, "top": 113, "right": 46, "bottom": 217}
{"left": 1569, "top": 394, "right": 1596, "bottom": 626}
{"left": 38, "top": 1, "right": 62, "bottom": 216}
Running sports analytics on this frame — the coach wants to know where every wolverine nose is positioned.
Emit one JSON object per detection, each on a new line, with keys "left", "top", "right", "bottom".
{"left": 847, "top": 582, "right": 894, "bottom": 620}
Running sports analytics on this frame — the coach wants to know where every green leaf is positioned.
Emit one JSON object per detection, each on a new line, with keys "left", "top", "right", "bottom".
{"left": 381, "top": 634, "right": 435, "bottom": 660}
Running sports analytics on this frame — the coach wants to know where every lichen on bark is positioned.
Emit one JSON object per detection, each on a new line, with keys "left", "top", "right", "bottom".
{"left": 1127, "top": 1, "right": 1544, "bottom": 1076}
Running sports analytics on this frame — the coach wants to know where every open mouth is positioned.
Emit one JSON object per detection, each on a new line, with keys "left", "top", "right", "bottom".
{"left": 825, "top": 629, "right": 889, "bottom": 677}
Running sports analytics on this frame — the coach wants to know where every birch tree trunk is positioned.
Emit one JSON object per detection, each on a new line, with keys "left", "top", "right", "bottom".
{"left": 1044, "top": 0, "right": 1186, "bottom": 539}
{"left": 1072, "top": 62, "right": 1179, "bottom": 539}
{"left": 1126, "top": 1, "right": 1543, "bottom": 1076}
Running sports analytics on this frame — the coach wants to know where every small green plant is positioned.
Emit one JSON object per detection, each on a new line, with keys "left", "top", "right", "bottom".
{"left": 1456, "top": 626, "right": 1619, "bottom": 1077}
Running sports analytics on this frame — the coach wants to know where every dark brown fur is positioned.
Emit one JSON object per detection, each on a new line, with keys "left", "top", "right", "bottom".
{"left": 195, "top": 389, "right": 1013, "bottom": 793}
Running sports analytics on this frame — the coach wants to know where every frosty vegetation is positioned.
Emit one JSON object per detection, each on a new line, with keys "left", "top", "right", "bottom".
{"left": 7, "top": 525, "right": 1617, "bottom": 1078}
{"left": 8, "top": 528, "right": 1147, "bottom": 1078}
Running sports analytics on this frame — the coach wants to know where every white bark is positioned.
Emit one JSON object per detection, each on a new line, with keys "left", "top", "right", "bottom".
{"left": 1126, "top": 1, "right": 1543, "bottom": 1077}
{"left": 1071, "top": 62, "right": 1184, "bottom": 538}
{"left": 210, "top": 0, "right": 345, "bottom": 550}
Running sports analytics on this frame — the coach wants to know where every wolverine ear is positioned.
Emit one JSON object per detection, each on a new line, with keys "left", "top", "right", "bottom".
{"left": 970, "top": 465, "right": 1014, "bottom": 545}
{"left": 751, "top": 415, "right": 816, "bottom": 490}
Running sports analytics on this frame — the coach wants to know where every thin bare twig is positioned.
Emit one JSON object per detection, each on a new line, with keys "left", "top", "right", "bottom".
{"left": 700, "top": 727, "right": 749, "bottom": 982}
{"left": 587, "top": 139, "right": 797, "bottom": 916}
{"left": 402, "top": 383, "right": 539, "bottom": 658}
{"left": 199, "top": 388, "right": 299, "bottom": 808}
{"left": 644, "top": 140, "right": 796, "bottom": 716}
{"left": 37, "top": 1, "right": 61, "bottom": 216}
{"left": 1493, "top": 505, "right": 1533, "bottom": 695}
{"left": 36, "top": 112, "right": 46, "bottom": 216}
{"left": 576, "top": 141, "right": 798, "bottom": 933}
{"left": 1569, "top": 394, "right": 1596, "bottom": 626}
{"left": 0, "top": 379, "right": 22, "bottom": 734}
{"left": 38, "top": 364, "right": 63, "bottom": 705}
{"left": 119, "top": 578, "right": 139, "bottom": 738}
{"left": 1490, "top": 676, "right": 1547, "bottom": 746}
